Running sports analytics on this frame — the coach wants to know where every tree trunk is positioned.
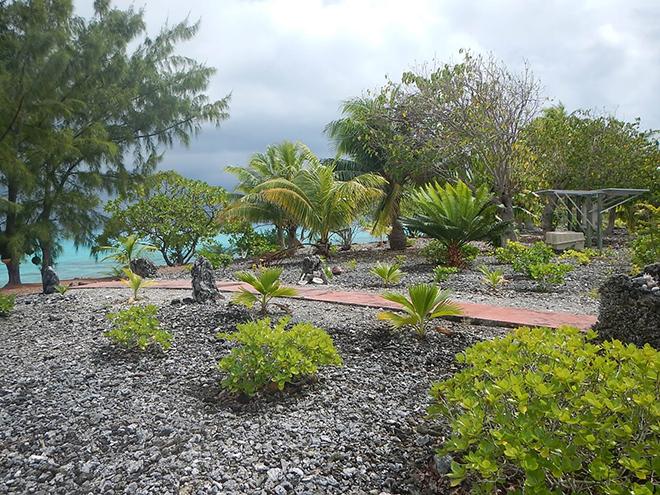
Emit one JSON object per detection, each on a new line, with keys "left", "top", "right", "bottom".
{"left": 499, "top": 193, "right": 516, "bottom": 244}
{"left": 541, "top": 197, "right": 556, "bottom": 232}
{"left": 275, "top": 226, "right": 285, "bottom": 249}
{"left": 39, "top": 240, "right": 54, "bottom": 269}
{"left": 3, "top": 258, "right": 21, "bottom": 287}
{"left": 388, "top": 219, "right": 407, "bottom": 250}
{"left": 285, "top": 226, "right": 300, "bottom": 249}
{"left": 605, "top": 210, "right": 616, "bottom": 235}
{"left": 446, "top": 243, "right": 464, "bottom": 268}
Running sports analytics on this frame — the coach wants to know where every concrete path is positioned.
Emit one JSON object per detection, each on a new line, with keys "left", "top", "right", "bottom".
{"left": 75, "top": 279, "right": 598, "bottom": 330}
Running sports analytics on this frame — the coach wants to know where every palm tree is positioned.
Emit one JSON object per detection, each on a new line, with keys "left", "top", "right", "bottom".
{"left": 402, "top": 180, "right": 508, "bottom": 267}
{"left": 225, "top": 141, "right": 312, "bottom": 248}
{"left": 325, "top": 97, "right": 424, "bottom": 250}
{"left": 252, "top": 161, "right": 384, "bottom": 256}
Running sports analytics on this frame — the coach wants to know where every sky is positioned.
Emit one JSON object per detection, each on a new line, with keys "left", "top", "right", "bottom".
{"left": 75, "top": 0, "right": 660, "bottom": 190}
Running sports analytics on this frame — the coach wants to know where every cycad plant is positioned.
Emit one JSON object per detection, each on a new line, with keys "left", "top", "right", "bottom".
{"left": 95, "top": 234, "right": 157, "bottom": 266}
{"left": 478, "top": 265, "right": 506, "bottom": 289}
{"left": 121, "top": 268, "right": 154, "bottom": 301}
{"left": 402, "top": 180, "right": 507, "bottom": 267}
{"left": 233, "top": 267, "right": 298, "bottom": 314}
{"left": 377, "top": 283, "right": 462, "bottom": 336}
{"left": 370, "top": 262, "right": 403, "bottom": 287}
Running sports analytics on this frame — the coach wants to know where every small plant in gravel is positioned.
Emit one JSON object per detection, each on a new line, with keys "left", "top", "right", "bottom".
{"left": 429, "top": 326, "right": 659, "bottom": 494}
{"left": 217, "top": 317, "right": 342, "bottom": 397}
{"left": 0, "top": 294, "right": 15, "bottom": 317}
{"left": 121, "top": 268, "right": 154, "bottom": 301}
{"left": 509, "top": 242, "right": 554, "bottom": 274}
{"left": 54, "top": 285, "right": 69, "bottom": 295}
{"left": 233, "top": 267, "right": 298, "bottom": 314}
{"left": 433, "top": 265, "right": 459, "bottom": 283}
{"left": 559, "top": 248, "right": 600, "bottom": 265}
{"left": 370, "top": 262, "right": 403, "bottom": 287}
{"left": 346, "top": 258, "right": 358, "bottom": 271}
{"left": 105, "top": 305, "right": 172, "bottom": 351}
{"left": 377, "top": 283, "right": 462, "bottom": 337}
{"left": 478, "top": 265, "right": 505, "bottom": 289}
{"left": 528, "top": 262, "right": 573, "bottom": 287}
{"left": 394, "top": 254, "right": 407, "bottom": 265}
{"left": 494, "top": 241, "right": 527, "bottom": 264}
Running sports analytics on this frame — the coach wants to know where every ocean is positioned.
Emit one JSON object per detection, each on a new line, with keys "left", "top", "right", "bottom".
{"left": 1, "top": 230, "right": 380, "bottom": 285}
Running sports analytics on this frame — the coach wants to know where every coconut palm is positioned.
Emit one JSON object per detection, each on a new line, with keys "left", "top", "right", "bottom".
{"left": 94, "top": 234, "right": 157, "bottom": 267}
{"left": 402, "top": 180, "right": 508, "bottom": 267}
{"left": 225, "top": 141, "right": 313, "bottom": 248}
{"left": 251, "top": 161, "right": 384, "bottom": 256}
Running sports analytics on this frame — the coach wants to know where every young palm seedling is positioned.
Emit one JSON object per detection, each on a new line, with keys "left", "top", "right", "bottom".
{"left": 370, "top": 262, "right": 403, "bottom": 287}
{"left": 55, "top": 284, "right": 70, "bottom": 295}
{"left": 233, "top": 267, "right": 298, "bottom": 314}
{"left": 121, "top": 268, "right": 154, "bottom": 301}
{"left": 478, "top": 265, "right": 506, "bottom": 289}
{"left": 377, "top": 283, "right": 462, "bottom": 337}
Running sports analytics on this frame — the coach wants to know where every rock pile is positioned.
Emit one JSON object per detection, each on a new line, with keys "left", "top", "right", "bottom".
{"left": 594, "top": 263, "right": 660, "bottom": 348}
{"left": 298, "top": 255, "right": 329, "bottom": 285}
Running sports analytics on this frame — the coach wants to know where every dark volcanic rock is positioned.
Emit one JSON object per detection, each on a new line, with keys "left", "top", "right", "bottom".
{"left": 41, "top": 266, "right": 60, "bottom": 294}
{"left": 191, "top": 256, "right": 221, "bottom": 303}
{"left": 594, "top": 265, "right": 660, "bottom": 348}
{"left": 129, "top": 258, "right": 158, "bottom": 278}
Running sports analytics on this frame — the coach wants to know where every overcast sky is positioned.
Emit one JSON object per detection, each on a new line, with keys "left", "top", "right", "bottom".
{"left": 76, "top": 0, "right": 660, "bottom": 189}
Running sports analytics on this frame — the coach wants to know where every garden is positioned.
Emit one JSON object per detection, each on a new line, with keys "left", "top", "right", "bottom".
{"left": 1, "top": 2, "right": 659, "bottom": 495}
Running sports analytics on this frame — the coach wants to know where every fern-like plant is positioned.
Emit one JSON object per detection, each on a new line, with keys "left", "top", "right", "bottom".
{"left": 233, "top": 267, "right": 298, "bottom": 314}
{"left": 377, "top": 283, "right": 462, "bottom": 336}
{"left": 370, "top": 262, "right": 403, "bottom": 287}
{"left": 478, "top": 265, "right": 506, "bottom": 289}
{"left": 121, "top": 268, "right": 154, "bottom": 301}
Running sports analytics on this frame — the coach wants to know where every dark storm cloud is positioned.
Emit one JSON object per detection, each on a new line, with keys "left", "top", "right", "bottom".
{"left": 75, "top": 0, "right": 660, "bottom": 189}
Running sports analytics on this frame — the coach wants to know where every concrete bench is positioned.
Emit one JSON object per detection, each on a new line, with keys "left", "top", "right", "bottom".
{"left": 544, "top": 231, "right": 585, "bottom": 251}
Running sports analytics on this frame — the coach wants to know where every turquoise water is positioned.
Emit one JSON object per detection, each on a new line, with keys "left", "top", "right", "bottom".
{"left": 1, "top": 229, "right": 380, "bottom": 285}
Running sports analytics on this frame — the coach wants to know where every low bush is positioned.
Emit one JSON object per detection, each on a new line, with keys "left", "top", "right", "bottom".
{"left": 370, "top": 262, "right": 403, "bottom": 287}
{"left": 0, "top": 294, "right": 15, "bottom": 317}
{"left": 197, "top": 242, "right": 233, "bottom": 270}
{"left": 422, "top": 240, "right": 479, "bottom": 266}
{"left": 217, "top": 317, "right": 342, "bottom": 396}
{"left": 559, "top": 248, "right": 600, "bottom": 265}
{"left": 105, "top": 305, "right": 172, "bottom": 351}
{"left": 377, "top": 283, "right": 462, "bottom": 336}
{"left": 630, "top": 203, "right": 659, "bottom": 267}
{"left": 433, "top": 265, "right": 459, "bottom": 283}
{"left": 496, "top": 241, "right": 572, "bottom": 286}
{"left": 510, "top": 242, "right": 554, "bottom": 274}
{"left": 429, "top": 326, "right": 659, "bottom": 494}
{"left": 528, "top": 262, "right": 573, "bottom": 286}
{"left": 494, "top": 241, "right": 527, "bottom": 264}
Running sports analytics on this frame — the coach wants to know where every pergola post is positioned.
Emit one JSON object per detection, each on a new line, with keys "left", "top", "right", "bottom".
{"left": 596, "top": 194, "right": 604, "bottom": 250}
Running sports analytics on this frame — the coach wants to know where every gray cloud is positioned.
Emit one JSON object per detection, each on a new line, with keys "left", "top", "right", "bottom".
{"left": 76, "top": 0, "right": 660, "bottom": 189}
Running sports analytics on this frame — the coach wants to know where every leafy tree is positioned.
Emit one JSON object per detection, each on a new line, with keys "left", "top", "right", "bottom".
{"left": 249, "top": 160, "right": 384, "bottom": 256}
{"left": 0, "top": 0, "right": 229, "bottom": 286}
{"left": 402, "top": 181, "right": 507, "bottom": 267}
{"left": 225, "top": 141, "right": 313, "bottom": 249}
{"left": 97, "top": 171, "right": 228, "bottom": 266}
{"left": 521, "top": 105, "right": 660, "bottom": 229}
{"left": 373, "top": 51, "right": 542, "bottom": 239}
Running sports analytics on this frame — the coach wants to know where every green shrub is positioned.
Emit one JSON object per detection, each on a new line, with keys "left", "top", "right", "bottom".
{"left": 197, "top": 242, "right": 233, "bottom": 270}
{"left": 630, "top": 203, "right": 659, "bottom": 267}
{"left": 370, "top": 262, "right": 403, "bottom": 287}
{"left": 528, "top": 262, "right": 573, "bottom": 286}
{"left": 105, "top": 305, "right": 172, "bottom": 351}
{"left": 377, "top": 283, "right": 462, "bottom": 336}
{"left": 346, "top": 258, "right": 358, "bottom": 271}
{"left": 494, "top": 241, "right": 527, "bottom": 264}
{"left": 429, "top": 326, "right": 659, "bottom": 494}
{"left": 228, "top": 224, "right": 280, "bottom": 258}
{"left": 559, "top": 248, "right": 600, "bottom": 265}
{"left": 233, "top": 267, "right": 298, "bottom": 314}
{"left": 422, "top": 240, "right": 479, "bottom": 266}
{"left": 433, "top": 265, "right": 459, "bottom": 283}
{"left": 0, "top": 294, "right": 15, "bottom": 317}
{"left": 217, "top": 317, "right": 342, "bottom": 396}
{"left": 510, "top": 242, "right": 554, "bottom": 274}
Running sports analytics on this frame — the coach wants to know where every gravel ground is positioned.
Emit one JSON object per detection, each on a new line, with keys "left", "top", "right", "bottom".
{"left": 0, "top": 288, "right": 507, "bottom": 495}
{"left": 159, "top": 233, "right": 632, "bottom": 315}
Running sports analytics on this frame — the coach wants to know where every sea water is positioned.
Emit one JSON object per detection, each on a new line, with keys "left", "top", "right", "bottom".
{"left": 1, "top": 230, "right": 379, "bottom": 285}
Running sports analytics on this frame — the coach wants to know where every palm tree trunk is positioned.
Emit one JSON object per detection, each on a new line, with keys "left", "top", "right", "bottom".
{"left": 446, "top": 243, "right": 464, "bottom": 268}
{"left": 388, "top": 219, "right": 407, "bottom": 250}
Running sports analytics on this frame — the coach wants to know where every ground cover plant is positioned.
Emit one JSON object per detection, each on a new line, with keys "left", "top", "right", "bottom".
{"left": 496, "top": 241, "right": 573, "bottom": 287}
{"left": 429, "top": 326, "right": 659, "bottom": 494}
{"left": 377, "top": 283, "right": 462, "bottom": 336}
{"left": 105, "top": 305, "right": 172, "bottom": 351}
{"left": 217, "top": 317, "right": 342, "bottom": 396}
{"left": 233, "top": 267, "right": 298, "bottom": 314}
{"left": 0, "top": 294, "right": 15, "bottom": 316}
{"left": 370, "top": 261, "right": 403, "bottom": 287}
{"left": 478, "top": 265, "right": 506, "bottom": 289}
{"left": 433, "top": 265, "right": 459, "bottom": 283}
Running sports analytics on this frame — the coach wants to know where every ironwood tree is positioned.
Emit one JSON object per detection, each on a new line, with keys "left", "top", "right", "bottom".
{"left": 0, "top": 0, "right": 229, "bottom": 285}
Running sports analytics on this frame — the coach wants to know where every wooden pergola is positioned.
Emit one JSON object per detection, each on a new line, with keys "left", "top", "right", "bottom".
{"left": 534, "top": 188, "right": 649, "bottom": 249}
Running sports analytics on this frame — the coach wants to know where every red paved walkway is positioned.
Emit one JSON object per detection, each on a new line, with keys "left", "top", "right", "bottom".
{"left": 75, "top": 279, "right": 598, "bottom": 330}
